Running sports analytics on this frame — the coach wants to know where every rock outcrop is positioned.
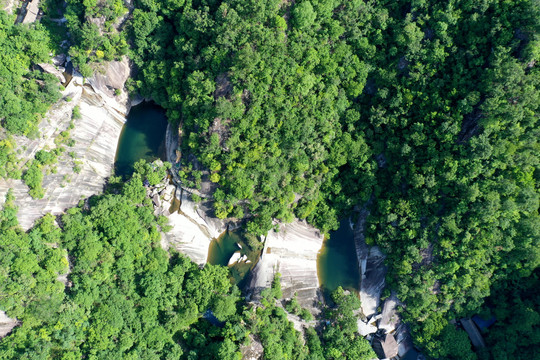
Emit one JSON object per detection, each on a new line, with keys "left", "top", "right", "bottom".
{"left": 353, "top": 201, "right": 387, "bottom": 318}
{"left": 87, "top": 57, "right": 131, "bottom": 98}
{"left": 0, "top": 64, "right": 130, "bottom": 230}
{"left": 37, "top": 63, "right": 66, "bottom": 83}
{"left": 249, "top": 220, "right": 324, "bottom": 314}
{"left": 0, "top": 311, "right": 18, "bottom": 339}
{"left": 151, "top": 183, "right": 229, "bottom": 265}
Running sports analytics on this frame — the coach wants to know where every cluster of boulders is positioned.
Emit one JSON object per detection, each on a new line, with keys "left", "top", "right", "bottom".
{"left": 356, "top": 292, "right": 421, "bottom": 360}
{"left": 227, "top": 251, "right": 251, "bottom": 266}
{"left": 148, "top": 181, "right": 177, "bottom": 217}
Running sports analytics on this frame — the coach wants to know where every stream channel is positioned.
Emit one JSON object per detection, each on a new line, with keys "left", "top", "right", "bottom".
{"left": 115, "top": 103, "right": 361, "bottom": 293}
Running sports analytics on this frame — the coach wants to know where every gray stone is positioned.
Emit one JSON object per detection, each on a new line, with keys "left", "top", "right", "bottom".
{"left": 373, "top": 333, "right": 399, "bottom": 359}
{"left": 378, "top": 292, "right": 401, "bottom": 333}
{"left": 0, "top": 66, "right": 129, "bottom": 230}
{"left": 22, "top": 0, "right": 40, "bottom": 24}
{"left": 152, "top": 194, "right": 161, "bottom": 208}
{"left": 353, "top": 201, "right": 387, "bottom": 318}
{"left": 228, "top": 251, "right": 242, "bottom": 266}
{"left": 37, "top": 63, "right": 66, "bottom": 83}
{"left": 0, "top": 311, "right": 18, "bottom": 338}
{"left": 87, "top": 57, "right": 130, "bottom": 98}
{"left": 357, "top": 320, "right": 377, "bottom": 336}
{"left": 52, "top": 54, "right": 67, "bottom": 66}
{"left": 241, "top": 335, "right": 264, "bottom": 360}
{"left": 249, "top": 220, "right": 324, "bottom": 314}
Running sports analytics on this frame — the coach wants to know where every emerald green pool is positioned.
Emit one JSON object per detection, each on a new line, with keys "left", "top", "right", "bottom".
{"left": 114, "top": 102, "right": 168, "bottom": 177}
{"left": 317, "top": 219, "right": 361, "bottom": 296}
{"left": 207, "top": 230, "right": 259, "bottom": 286}
{"left": 208, "top": 231, "right": 243, "bottom": 266}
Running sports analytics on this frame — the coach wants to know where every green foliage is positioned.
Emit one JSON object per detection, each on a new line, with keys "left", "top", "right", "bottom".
{"left": 0, "top": 137, "right": 22, "bottom": 180}
{"left": 483, "top": 270, "right": 540, "bottom": 360}
{"left": 72, "top": 106, "right": 82, "bottom": 120}
{"left": 64, "top": 0, "right": 129, "bottom": 68}
{"left": 23, "top": 161, "right": 45, "bottom": 199}
{"left": 0, "top": 171, "right": 242, "bottom": 358}
{"left": 129, "top": 0, "right": 375, "bottom": 235}
{"left": 292, "top": 1, "right": 317, "bottom": 30}
{"left": 133, "top": 159, "right": 171, "bottom": 185}
{"left": 0, "top": 11, "right": 61, "bottom": 136}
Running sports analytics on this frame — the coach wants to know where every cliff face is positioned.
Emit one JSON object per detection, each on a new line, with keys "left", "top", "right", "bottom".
{"left": 249, "top": 220, "right": 324, "bottom": 314}
{"left": 159, "top": 187, "right": 228, "bottom": 265}
{"left": 0, "top": 60, "right": 131, "bottom": 230}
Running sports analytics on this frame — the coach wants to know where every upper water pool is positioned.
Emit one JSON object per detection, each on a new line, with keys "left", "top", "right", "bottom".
{"left": 114, "top": 102, "right": 168, "bottom": 177}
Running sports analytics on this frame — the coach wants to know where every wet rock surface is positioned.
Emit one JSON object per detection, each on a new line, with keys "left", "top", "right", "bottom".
{"left": 248, "top": 220, "right": 324, "bottom": 314}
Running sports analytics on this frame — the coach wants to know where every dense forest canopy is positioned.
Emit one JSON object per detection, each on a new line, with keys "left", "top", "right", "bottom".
{"left": 123, "top": 0, "right": 540, "bottom": 357}
{"left": 0, "top": 0, "right": 539, "bottom": 358}
{"left": 0, "top": 164, "right": 376, "bottom": 360}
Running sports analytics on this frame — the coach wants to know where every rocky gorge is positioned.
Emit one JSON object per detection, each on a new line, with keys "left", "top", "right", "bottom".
{"left": 0, "top": 44, "right": 420, "bottom": 360}
{"left": 0, "top": 58, "right": 131, "bottom": 230}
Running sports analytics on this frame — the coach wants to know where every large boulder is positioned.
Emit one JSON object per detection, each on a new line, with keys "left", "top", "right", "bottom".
{"left": 37, "top": 63, "right": 66, "bottom": 83}
{"left": 378, "top": 292, "right": 401, "bottom": 333}
{"left": 0, "top": 311, "right": 18, "bottom": 338}
{"left": 88, "top": 57, "right": 130, "bottom": 98}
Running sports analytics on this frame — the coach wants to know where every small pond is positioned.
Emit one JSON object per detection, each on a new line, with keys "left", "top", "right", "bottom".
{"left": 317, "top": 218, "right": 361, "bottom": 297}
{"left": 114, "top": 102, "right": 168, "bottom": 177}
{"left": 207, "top": 230, "right": 260, "bottom": 286}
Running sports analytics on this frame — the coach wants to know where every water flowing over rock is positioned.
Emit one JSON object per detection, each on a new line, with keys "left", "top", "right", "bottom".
{"left": 0, "top": 66, "right": 129, "bottom": 230}
{"left": 0, "top": 311, "right": 18, "bottom": 339}
{"left": 159, "top": 187, "right": 229, "bottom": 265}
{"left": 248, "top": 220, "right": 324, "bottom": 314}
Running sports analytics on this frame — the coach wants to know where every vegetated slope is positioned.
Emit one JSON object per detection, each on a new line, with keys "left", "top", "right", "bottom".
{"left": 125, "top": 0, "right": 539, "bottom": 357}
{"left": 0, "top": 11, "right": 60, "bottom": 136}
{"left": 129, "top": 0, "right": 378, "bottom": 235}
{"left": 0, "top": 164, "right": 375, "bottom": 360}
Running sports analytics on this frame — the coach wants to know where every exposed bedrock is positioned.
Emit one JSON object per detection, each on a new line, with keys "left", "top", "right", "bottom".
{"left": 248, "top": 220, "right": 324, "bottom": 314}
{"left": 0, "top": 61, "right": 130, "bottom": 230}
{"left": 158, "top": 186, "right": 230, "bottom": 265}
{"left": 353, "top": 199, "right": 387, "bottom": 318}
{"left": 0, "top": 311, "right": 18, "bottom": 339}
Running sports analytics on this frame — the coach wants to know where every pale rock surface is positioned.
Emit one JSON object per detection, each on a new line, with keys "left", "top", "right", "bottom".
{"left": 22, "top": 0, "right": 39, "bottom": 24}
{"left": 0, "top": 68, "right": 129, "bottom": 230}
{"left": 0, "top": 311, "right": 18, "bottom": 338}
{"left": 353, "top": 203, "right": 387, "bottom": 317}
{"left": 228, "top": 251, "right": 242, "bottom": 266}
{"left": 240, "top": 335, "right": 264, "bottom": 360}
{"left": 378, "top": 292, "right": 401, "bottom": 333}
{"left": 160, "top": 188, "right": 228, "bottom": 265}
{"left": 249, "top": 220, "right": 324, "bottom": 313}
{"left": 37, "top": 63, "right": 65, "bottom": 83}
{"left": 52, "top": 54, "right": 67, "bottom": 66}
{"left": 2, "top": 0, "right": 16, "bottom": 15}
{"left": 395, "top": 323, "right": 415, "bottom": 357}
{"left": 358, "top": 319, "right": 378, "bottom": 336}
{"left": 88, "top": 57, "right": 130, "bottom": 98}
